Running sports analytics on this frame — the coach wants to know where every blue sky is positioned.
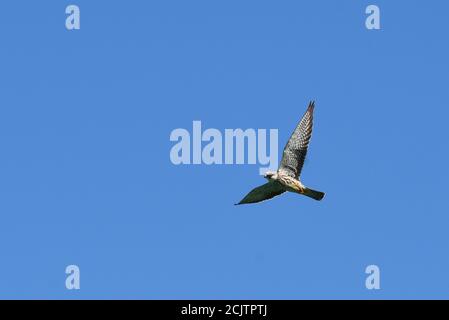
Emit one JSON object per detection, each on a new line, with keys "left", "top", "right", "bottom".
{"left": 0, "top": 1, "right": 448, "bottom": 299}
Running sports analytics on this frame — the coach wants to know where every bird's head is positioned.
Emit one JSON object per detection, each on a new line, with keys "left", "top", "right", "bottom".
{"left": 264, "top": 171, "right": 277, "bottom": 180}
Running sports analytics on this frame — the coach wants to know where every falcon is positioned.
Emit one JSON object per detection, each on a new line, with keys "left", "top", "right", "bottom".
{"left": 236, "top": 101, "right": 325, "bottom": 205}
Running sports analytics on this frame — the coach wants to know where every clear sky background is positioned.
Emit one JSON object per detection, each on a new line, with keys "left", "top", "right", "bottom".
{"left": 0, "top": 1, "right": 448, "bottom": 299}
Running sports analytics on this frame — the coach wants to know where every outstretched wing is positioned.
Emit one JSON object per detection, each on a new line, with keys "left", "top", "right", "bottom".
{"left": 279, "top": 101, "right": 315, "bottom": 178}
{"left": 235, "top": 181, "right": 286, "bottom": 205}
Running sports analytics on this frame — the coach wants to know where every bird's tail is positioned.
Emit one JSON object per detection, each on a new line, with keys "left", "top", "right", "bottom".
{"left": 303, "top": 187, "right": 325, "bottom": 201}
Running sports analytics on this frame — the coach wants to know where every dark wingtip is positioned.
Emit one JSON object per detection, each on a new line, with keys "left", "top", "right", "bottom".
{"left": 308, "top": 100, "right": 315, "bottom": 111}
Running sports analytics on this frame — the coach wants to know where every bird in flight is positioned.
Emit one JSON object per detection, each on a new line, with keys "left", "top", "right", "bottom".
{"left": 236, "top": 101, "right": 325, "bottom": 205}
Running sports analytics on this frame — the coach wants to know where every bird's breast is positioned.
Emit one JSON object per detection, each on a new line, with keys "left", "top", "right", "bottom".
{"left": 277, "top": 175, "right": 304, "bottom": 193}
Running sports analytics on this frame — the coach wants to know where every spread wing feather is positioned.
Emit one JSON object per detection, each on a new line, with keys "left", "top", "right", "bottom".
{"left": 279, "top": 101, "right": 315, "bottom": 178}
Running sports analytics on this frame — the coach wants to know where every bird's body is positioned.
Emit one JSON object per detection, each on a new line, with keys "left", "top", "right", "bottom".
{"left": 277, "top": 171, "right": 305, "bottom": 194}
{"left": 236, "top": 101, "right": 325, "bottom": 205}
{"left": 264, "top": 169, "right": 305, "bottom": 193}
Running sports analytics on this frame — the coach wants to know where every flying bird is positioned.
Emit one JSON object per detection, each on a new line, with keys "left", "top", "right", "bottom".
{"left": 236, "top": 101, "right": 325, "bottom": 205}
